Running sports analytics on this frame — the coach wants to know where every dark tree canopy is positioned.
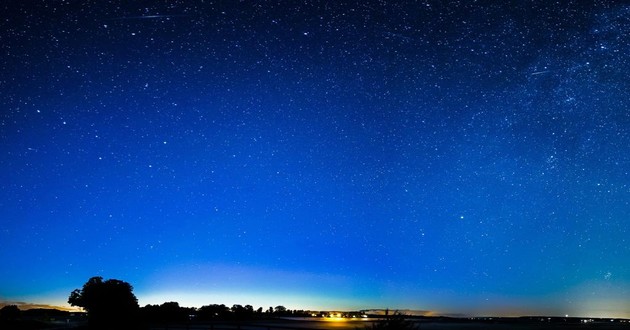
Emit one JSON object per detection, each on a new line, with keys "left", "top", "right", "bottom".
{"left": 197, "top": 304, "right": 230, "bottom": 321}
{"left": 68, "top": 276, "right": 140, "bottom": 328}
{"left": 141, "top": 302, "right": 194, "bottom": 323}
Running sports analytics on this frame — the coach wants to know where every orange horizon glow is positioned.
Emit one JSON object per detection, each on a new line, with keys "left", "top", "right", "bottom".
{"left": 0, "top": 301, "right": 83, "bottom": 312}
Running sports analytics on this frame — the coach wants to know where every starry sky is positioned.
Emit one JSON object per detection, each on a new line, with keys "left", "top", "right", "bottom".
{"left": 1, "top": 0, "right": 629, "bottom": 318}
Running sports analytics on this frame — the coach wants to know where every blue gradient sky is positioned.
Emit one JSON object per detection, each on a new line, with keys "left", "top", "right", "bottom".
{"left": 1, "top": 0, "right": 629, "bottom": 318}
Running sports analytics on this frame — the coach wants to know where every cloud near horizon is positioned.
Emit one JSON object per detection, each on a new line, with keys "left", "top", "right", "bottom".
{"left": 0, "top": 300, "right": 82, "bottom": 312}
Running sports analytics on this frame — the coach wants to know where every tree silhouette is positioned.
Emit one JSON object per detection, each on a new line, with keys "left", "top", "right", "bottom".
{"left": 142, "top": 302, "right": 191, "bottom": 324}
{"left": 274, "top": 305, "right": 287, "bottom": 314}
{"left": 197, "top": 304, "right": 230, "bottom": 320}
{"left": 68, "top": 276, "right": 140, "bottom": 329}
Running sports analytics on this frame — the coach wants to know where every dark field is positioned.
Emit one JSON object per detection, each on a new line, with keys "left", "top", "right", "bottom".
{"left": 144, "top": 318, "right": 630, "bottom": 330}
{"left": 4, "top": 316, "right": 630, "bottom": 330}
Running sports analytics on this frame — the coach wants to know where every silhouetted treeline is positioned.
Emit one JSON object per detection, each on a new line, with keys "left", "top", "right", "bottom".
{"left": 2, "top": 302, "right": 312, "bottom": 329}
{"left": 141, "top": 302, "right": 194, "bottom": 323}
{"left": 65, "top": 276, "right": 314, "bottom": 329}
{"left": 142, "top": 302, "right": 311, "bottom": 323}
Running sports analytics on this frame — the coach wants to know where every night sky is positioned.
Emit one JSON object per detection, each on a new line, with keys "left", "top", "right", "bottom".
{"left": 1, "top": 0, "right": 629, "bottom": 318}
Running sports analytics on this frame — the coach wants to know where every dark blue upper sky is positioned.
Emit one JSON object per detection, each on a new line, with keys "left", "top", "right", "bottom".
{"left": 1, "top": 0, "right": 629, "bottom": 317}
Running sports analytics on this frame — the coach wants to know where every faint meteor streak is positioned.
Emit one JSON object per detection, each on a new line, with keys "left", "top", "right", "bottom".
{"left": 109, "top": 14, "right": 191, "bottom": 20}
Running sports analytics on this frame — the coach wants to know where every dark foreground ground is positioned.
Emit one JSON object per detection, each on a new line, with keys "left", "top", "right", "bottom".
{"left": 4, "top": 317, "right": 630, "bottom": 330}
{"left": 144, "top": 318, "right": 630, "bottom": 330}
